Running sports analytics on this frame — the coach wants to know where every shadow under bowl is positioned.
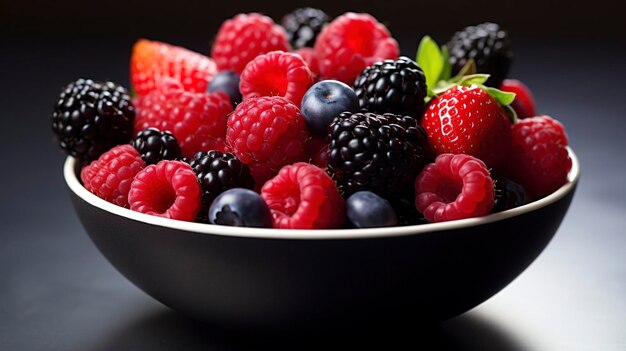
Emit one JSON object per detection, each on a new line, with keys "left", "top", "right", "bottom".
{"left": 64, "top": 149, "right": 579, "bottom": 331}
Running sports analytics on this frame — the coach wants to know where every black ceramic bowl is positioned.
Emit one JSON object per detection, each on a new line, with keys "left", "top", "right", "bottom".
{"left": 64, "top": 149, "right": 579, "bottom": 331}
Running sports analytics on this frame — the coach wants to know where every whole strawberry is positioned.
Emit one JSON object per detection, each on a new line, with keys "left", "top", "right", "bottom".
{"left": 130, "top": 39, "right": 218, "bottom": 96}
{"left": 421, "top": 85, "right": 513, "bottom": 170}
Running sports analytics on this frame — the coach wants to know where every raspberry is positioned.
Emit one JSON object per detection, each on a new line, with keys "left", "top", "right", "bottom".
{"left": 314, "top": 12, "right": 399, "bottom": 84}
{"left": 134, "top": 78, "right": 233, "bottom": 159}
{"left": 506, "top": 116, "right": 571, "bottom": 199}
{"left": 80, "top": 144, "right": 146, "bottom": 208}
{"left": 226, "top": 96, "right": 309, "bottom": 186}
{"left": 130, "top": 39, "right": 218, "bottom": 96}
{"left": 500, "top": 79, "right": 537, "bottom": 119}
{"left": 211, "top": 13, "right": 290, "bottom": 74}
{"left": 239, "top": 51, "right": 314, "bottom": 105}
{"left": 261, "top": 162, "right": 344, "bottom": 229}
{"left": 128, "top": 160, "right": 201, "bottom": 221}
{"left": 415, "top": 154, "right": 495, "bottom": 223}
{"left": 294, "top": 47, "right": 320, "bottom": 78}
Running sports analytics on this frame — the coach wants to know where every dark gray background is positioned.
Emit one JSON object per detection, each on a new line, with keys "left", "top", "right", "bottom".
{"left": 2, "top": 1, "right": 626, "bottom": 350}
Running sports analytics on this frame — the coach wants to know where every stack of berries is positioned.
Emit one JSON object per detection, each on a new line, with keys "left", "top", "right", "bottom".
{"left": 51, "top": 9, "right": 571, "bottom": 229}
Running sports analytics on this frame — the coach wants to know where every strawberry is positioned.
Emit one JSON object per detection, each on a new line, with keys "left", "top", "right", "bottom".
{"left": 421, "top": 85, "right": 513, "bottom": 170}
{"left": 130, "top": 39, "right": 218, "bottom": 96}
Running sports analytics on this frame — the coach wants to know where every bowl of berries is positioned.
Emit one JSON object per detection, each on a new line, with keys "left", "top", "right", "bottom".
{"left": 55, "top": 9, "right": 578, "bottom": 330}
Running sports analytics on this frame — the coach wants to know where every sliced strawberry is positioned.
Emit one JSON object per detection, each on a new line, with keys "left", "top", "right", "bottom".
{"left": 130, "top": 39, "right": 218, "bottom": 96}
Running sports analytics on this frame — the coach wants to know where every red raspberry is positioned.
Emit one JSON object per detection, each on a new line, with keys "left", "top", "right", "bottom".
{"left": 314, "top": 13, "right": 399, "bottom": 84}
{"left": 226, "top": 96, "right": 309, "bottom": 186}
{"left": 500, "top": 79, "right": 537, "bottom": 119}
{"left": 128, "top": 160, "right": 201, "bottom": 221}
{"left": 80, "top": 144, "right": 146, "bottom": 208}
{"left": 261, "top": 162, "right": 344, "bottom": 229}
{"left": 294, "top": 48, "right": 320, "bottom": 78}
{"left": 506, "top": 116, "right": 571, "bottom": 199}
{"left": 211, "top": 13, "right": 291, "bottom": 74}
{"left": 415, "top": 154, "right": 495, "bottom": 223}
{"left": 130, "top": 39, "right": 218, "bottom": 96}
{"left": 134, "top": 78, "right": 233, "bottom": 158}
{"left": 239, "top": 51, "right": 314, "bottom": 105}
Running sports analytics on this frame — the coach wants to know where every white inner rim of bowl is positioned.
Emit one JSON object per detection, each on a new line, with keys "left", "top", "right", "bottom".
{"left": 64, "top": 148, "right": 580, "bottom": 240}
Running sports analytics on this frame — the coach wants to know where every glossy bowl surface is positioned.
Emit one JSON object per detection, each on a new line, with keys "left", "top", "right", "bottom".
{"left": 64, "top": 149, "right": 579, "bottom": 330}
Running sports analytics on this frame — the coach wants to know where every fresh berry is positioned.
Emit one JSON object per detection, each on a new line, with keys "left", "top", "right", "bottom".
{"left": 421, "top": 85, "right": 512, "bottom": 170}
{"left": 132, "top": 127, "right": 182, "bottom": 165}
{"left": 327, "top": 111, "right": 429, "bottom": 198}
{"left": 506, "top": 116, "right": 571, "bottom": 199}
{"left": 445, "top": 22, "right": 513, "bottom": 87}
{"left": 492, "top": 177, "right": 528, "bottom": 212}
{"left": 188, "top": 151, "right": 255, "bottom": 223}
{"left": 52, "top": 78, "right": 135, "bottom": 163}
{"left": 134, "top": 78, "right": 233, "bottom": 158}
{"left": 207, "top": 71, "right": 242, "bottom": 106}
{"left": 415, "top": 154, "right": 495, "bottom": 222}
{"left": 294, "top": 48, "right": 320, "bottom": 78}
{"left": 281, "top": 7, "right": 330, "bottom": 49}
{"left": 353, "top": 56, "right": 427, "bottom": 117}
{"left": 211, "top": 13, "right": 290, "bottom": 74}
{"left": 208, "top": 188, "right": 272, "bottom": 228}
{"left": 80, "top": 144, "right": 146, "bottom": 207}
{"left": 346, "top": 191, "right": 398, "bottom": 228}
{"left": 128, "top": 160, "right": 201, "bottom": 221}
{"left": 130, "top": 39, "right": 218, "bottom": 96}
{"left": 500, "top": 79, "right": 537, "bottom": 119}
{"left": 239, "top": 51, "right": 314, "bottom": 105}
{"left": 261, "top": 162, "right": 344, "bottom": 229}
{"left": 305, "top": 136, "right": 329, "bottom": 169}
{"left": 314, "top": 12, "right": 400, "bottom": 84}
{"left": 300, "top": 80, "right": 359, "bottom": 135}
{"left": 226, "top": 96, "right": 309, "bottom": 186}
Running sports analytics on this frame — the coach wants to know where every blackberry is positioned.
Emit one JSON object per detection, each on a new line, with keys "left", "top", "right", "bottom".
{"left": 281, "top": 7, "right": 330, "bottom": 49}
{"left": 327, "top": 112, "right": 428, "bottom": 199}
{"left": 131, "top": 127, "right": 182, "bottom": 165}
{"left": 188, "top": 151, "right": 255, "bottom": 223}
{"left": 445, "top": 22, "right": 513, "bottom": 87}
{"left": 492, "top": 177, "right": 529, "bottom": 213}
{"left": 51, "top": 78, "right": 135, "bottom": 163}
{"left": 353, "top": 57, "right": 427, "bottom": 117}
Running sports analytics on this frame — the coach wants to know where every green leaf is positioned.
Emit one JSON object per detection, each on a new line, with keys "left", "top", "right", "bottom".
{"left": 503, "top": 104, "right": 518, "bottom": 124}
{"left": 458, "top": 74, "right": 490, "bottom": 86}
{"left": 484, "top": 86, "right": 517, "bottom": 106}
{"left": 440, "top": 47, "right": 452, "bottom": 81}
{"left": 416, "top": 36, "right": 444, "bottom": 90}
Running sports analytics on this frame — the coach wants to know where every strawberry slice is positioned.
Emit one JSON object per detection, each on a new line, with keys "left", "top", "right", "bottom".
{"left": 130, "top": 39, "right": 218, "bottom": 96}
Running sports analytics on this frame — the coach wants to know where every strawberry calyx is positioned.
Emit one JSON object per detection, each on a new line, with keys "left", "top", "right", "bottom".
{"left": 416, "top": 36, "right": 517, "bottom": 123}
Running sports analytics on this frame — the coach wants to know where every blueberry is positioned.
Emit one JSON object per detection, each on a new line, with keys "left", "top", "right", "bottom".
{"left": 207, "top": 71, "right": 242, "bottom": 106}
{"left": 346, "top": 191, "right": 398, "bottom": 228}
{"left": 301, "top": 80, "right": 359, "bottom": 136}
{"left": 208, "top": 188, "right": 272, "bottom": 228}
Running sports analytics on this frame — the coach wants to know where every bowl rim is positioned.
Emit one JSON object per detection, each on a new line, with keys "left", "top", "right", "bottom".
{"left": 64, "top": 148, "right": 579, "bottom": 240}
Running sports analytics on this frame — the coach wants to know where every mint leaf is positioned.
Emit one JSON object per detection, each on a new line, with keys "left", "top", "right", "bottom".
{"left": 458, "top": 74, "right": 490, "bottom": 86}
{"left": 440, "top": 47, "right": 452, "bottom": 81}
{"left": 416, "top": 36, "right": 444, "bottom": 90}
{"left": 484, "top": 86, "right": 516, "bottom": 106}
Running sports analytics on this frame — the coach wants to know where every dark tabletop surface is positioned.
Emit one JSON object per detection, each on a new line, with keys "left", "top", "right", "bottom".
{"left": 1, "top": 35, "right": 625, "bottom": 350}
